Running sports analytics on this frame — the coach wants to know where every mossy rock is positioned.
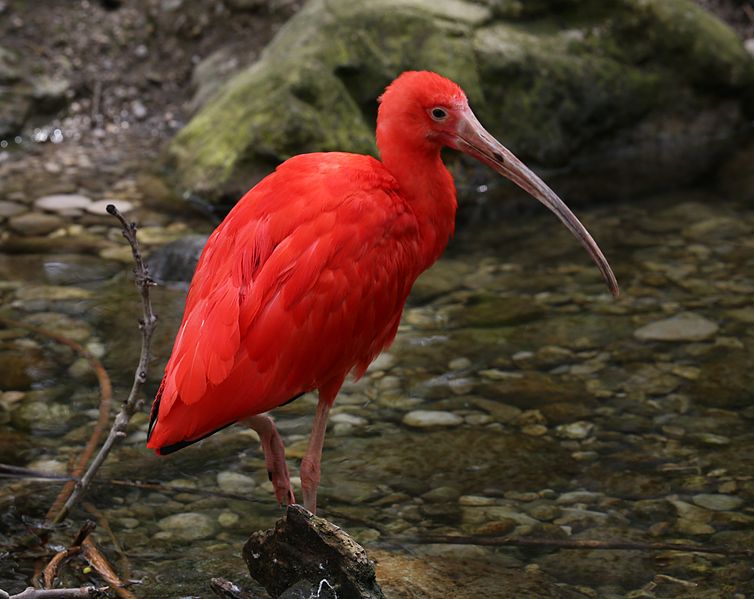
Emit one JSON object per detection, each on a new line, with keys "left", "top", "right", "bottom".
{"left": 167, "top": 0, "right": 754, "bottom": 205}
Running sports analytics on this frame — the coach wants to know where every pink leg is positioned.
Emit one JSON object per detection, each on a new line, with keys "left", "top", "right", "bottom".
{"left": 244, "top": 414, "right": 295, "bottom": 506}
{"left": 300, "top": 398, "right": 332, "bottom": 514}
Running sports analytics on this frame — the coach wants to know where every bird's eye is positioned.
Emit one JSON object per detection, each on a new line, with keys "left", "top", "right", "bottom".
{"left": 430, "top": 107, "right": 448, "bottom": 121}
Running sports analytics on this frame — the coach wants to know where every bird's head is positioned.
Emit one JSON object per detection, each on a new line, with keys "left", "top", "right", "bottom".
{"left": 378, "top": 71, "right": 619, "bottom": 298}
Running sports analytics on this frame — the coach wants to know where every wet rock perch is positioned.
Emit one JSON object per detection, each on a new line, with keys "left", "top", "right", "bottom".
{"left": 243, "top": 505, "right": 384, "bottom": 599}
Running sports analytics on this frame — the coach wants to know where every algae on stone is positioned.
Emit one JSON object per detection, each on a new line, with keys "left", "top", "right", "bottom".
{"left": 168, "top": 0, "right": 754, "bottom": 204}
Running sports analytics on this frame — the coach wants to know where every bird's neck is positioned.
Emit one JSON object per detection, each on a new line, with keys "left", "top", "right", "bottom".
{"left": 381, "top": 144, "right": 457, "bottom": 271}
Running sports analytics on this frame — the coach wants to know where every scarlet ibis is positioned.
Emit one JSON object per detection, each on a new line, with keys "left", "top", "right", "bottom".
{"left": 147, "top": 71, "right": 618, "bottom": 513}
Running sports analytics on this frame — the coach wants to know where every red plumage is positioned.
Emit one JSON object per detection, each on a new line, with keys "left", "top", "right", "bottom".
{"left": 147, "top": 152, "right": 437, "bottom": 450}
{"left": 146, "top": 71, "right": 616, "bottom": 512}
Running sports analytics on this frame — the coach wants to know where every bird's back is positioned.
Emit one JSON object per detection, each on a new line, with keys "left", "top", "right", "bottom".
{"left": 147, "top": 152, "right": 424, "bottom": 453}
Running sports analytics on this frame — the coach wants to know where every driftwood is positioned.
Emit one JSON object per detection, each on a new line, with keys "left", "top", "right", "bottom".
{"left": 243, "top": 505, "right": 384, "bottom": 599}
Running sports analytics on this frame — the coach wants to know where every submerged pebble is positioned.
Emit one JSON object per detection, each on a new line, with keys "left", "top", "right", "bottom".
{"left": 217, "top": 471, "right": 256, "bottom": 495}
{"left": 157, "top": 512, "right": 217, "bottom": 540}
{"left": 555, "top": 421, "right": 594, "bottom": 440}
{"left": 692, "top": 494, "right": 743, "bottom": 511}
{"left": 402, "top": 410, "right": 463, "bottom": 428}
{"left": 634, "top": 312, "right": 719, "bottom": 342}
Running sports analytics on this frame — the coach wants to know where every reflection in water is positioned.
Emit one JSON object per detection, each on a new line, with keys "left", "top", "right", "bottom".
{"left": 1, "top": 190, "right": 753, "bottom": 597}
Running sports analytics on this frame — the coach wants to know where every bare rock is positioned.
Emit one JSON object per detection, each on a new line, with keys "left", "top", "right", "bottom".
{"left": 8, "top": 212, "right": 64, "bottom": 235}
{"left": 34, "top": 193, "right": 93, "bottom": 215}
{"left": 0, "top": 200, "right": 26, "bottom": 218}
{"left": 243, "top": 505, "right": 384, "bottom": 599}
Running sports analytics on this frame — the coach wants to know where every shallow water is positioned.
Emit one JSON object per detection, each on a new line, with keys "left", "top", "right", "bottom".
{"left": 1, "top": 172, "right": 753, "bottom": 597}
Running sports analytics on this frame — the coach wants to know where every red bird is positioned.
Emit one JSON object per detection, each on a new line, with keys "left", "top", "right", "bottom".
{"left": 147, "top": 71, "right": 618, "bottom": 513}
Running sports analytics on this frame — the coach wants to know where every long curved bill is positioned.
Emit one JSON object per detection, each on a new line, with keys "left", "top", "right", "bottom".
{"left": 454, "top": 109, "right": 620, "bottom": 298}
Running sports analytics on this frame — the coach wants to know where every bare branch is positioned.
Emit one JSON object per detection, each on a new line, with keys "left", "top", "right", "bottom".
{"left": 2, "top": 587, "right": 109, "bottom": 599}
{"left": 50, "top": 205, "right": 157, "bottom": 525}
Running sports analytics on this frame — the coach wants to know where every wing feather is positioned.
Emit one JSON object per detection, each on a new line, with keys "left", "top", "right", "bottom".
{"left": 148, "top": 152, "right": 423, "bottom": 450}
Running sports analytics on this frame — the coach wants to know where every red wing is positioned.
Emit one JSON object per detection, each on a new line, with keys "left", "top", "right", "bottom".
{"left": 148, "top": 153, "right": 420, "bottom": 450}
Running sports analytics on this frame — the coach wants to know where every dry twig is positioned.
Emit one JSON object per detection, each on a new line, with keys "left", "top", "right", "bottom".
{"left": 2, "top": 587, "right": 109, "bottom": 599}
{"left": 82, "top": 503, "right": 131, "bottom": 582}
{"left": 42, "top": 521, "right": 97, "bottom": 589}
{"left": 81, "top": 537, "right": 137, "bottom": 599}
{"left": 50, "top": 204, "right": 157, "bottom": 525}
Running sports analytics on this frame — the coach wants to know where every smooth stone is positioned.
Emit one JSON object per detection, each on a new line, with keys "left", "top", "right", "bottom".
{"left": 26, "top": 458, "right": 68, "bottom": 476}
{"left": 8, "top": 212, "right": 64, "bottom": 235}
{"left": 521, "top": 424, "right": 547, "bottom": 436}
{"left": 119, "top": 518, "right": 139, "bottom": 529}
{"left": 554, "top": 421, "right": 594, "bottom": 440}
{"left": 217, "top": 471, "right": 256, "bottom": 495}
{"left": 403, "top": 410, "right": 463, "bottom": 428}
{"left": 15, "top": 285, "right": 93, "bottom": 301}
{"left": 157, "top": 512, "right": 216, "bottom": 540}
{"left": 634, "top": 312, "right": 718, "bottom": 342}
{"left": 725, "top": 307, "right": 754, "bottom": 323}
{"left": 525, "top": 503, "right": 562, "bottom": 522}
{"left": 464, "top": 413, "right": 492, "bottom": 425}
{"left": 86, "top": 199, "right": 134, "bottom": 215}
{"left": 556, "top": 491, "right": 603, "bottom": 505}
{"left": 459, "top": 495, "right": 496, "bottom": 507}
{"left": 330, "top": 413, "right": 368, "bottom": 426}
{"left": 461, "top": 504, "right": 538, "bottom": 527}
{"left": 218, "top": 511, "right": 240, "bottom": 527}
{"left": 448, "top": 357, "right": 471, "bottom": 370}
{"left": 422, "top": 486, "right": 461, "bottom": 503}
{"left": 692, "top": 494, "right": 743, "bottom": 511}
{"left": 554, "top": 507, "right": 609, "bottom": 527}
{"left": 676, "top": 518, "right": 715, "bottom": 535}
{"left": 467, "top": 397, "right": 521, "bottom": 423}
{"left": 692, "top": 433, "right": 731, "bottom": 445}
{"left": 34, "top": 194, "right": 92, "bottom": 213}
{"left": 13, "top": 401, "right": 73, "bottom": 434}
{"left": 668, "top": 498, "right": 712, "bottom": 524}
{"left": 0, "top": 200, "right": 26, "bottom": 217}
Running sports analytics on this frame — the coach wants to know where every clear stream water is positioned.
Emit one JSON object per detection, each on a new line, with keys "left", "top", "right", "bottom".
{"left": 1, "top": 152, "right": 753, "bottom": 597}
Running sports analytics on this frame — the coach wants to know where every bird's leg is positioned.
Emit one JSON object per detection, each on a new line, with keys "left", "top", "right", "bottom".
{"left": 244, "top": 414, "right": 295, "bottom": 506}
{"left": 300, "top": 398, "right": 332, "bottom": 514}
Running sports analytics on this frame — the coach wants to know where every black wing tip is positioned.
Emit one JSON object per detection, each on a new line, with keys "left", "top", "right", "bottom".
{"left": 153, "top": 421, "right": 238, "bottom": 456}
{"left": 156, "top": 438, "right": 197, "bottom": 455}
{"left": 146, "top": 393, "right": 161, "bottom": 443}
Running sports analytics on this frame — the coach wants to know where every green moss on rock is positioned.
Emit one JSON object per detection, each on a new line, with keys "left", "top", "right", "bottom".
{"left": 167, "top": 0, "right": 754, "bottom": 204}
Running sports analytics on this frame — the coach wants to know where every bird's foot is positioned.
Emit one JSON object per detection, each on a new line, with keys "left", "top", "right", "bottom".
{"left": 245, "top": 414, "right": 295, "bottom": 507}
{"left": 270, "top": 470, "right": 296, "bottom": 507}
